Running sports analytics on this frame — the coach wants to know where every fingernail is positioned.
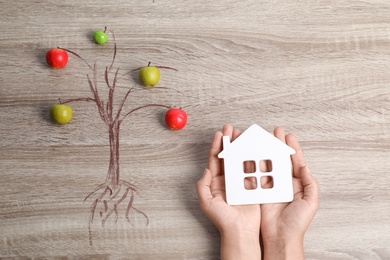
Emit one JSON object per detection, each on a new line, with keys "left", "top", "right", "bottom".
{"left": 203, "top": 168, "right": 208, "bottom": 176}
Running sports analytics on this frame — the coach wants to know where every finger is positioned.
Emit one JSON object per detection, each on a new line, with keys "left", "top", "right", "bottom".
{"left": 301, "top": 166, "right": 319, "bottom": 210}
{"left": 286, "top": 133, "right": 306, "bottom": 179}
{"left": 210, "top": 175, "right": 226, "bottom": 193}
{"left": 222, "top": 124, "right": 234, "bottom": 140}
{"left": 208, "top": 131, "right": 224, "bottom": 177}
{"left": 196, "top": 169, "right": 214, "bottom": 209}
{"left": 260, "top": 175, "right": 274, "bottom": 189}
{"left": 243, "top": 161, "right": 256, "bottom": 174}
{"left": 267, "top": 160, "right": 273, "bottom": 172}
{"left": 273, "top": 127, "right": 286, "bottom": 143}
{"left": 232, "top": 128, "right": 241, "bottom": 141}
{"left": 244, "top": 176, "right": 257, "bottom": 190}
{"left": 259, "top": 159, "right": 272, "bottom": 173}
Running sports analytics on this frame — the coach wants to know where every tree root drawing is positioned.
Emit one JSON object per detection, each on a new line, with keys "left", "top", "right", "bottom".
{"left": 84, "top": 180, "right": 149, "bottom": 246}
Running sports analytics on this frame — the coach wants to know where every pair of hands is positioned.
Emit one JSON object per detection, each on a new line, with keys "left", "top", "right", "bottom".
{"left": 196, "top": 125, "right": 319, "bottom": 260}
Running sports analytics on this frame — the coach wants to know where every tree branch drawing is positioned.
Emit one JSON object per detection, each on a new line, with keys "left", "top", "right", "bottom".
{"left": 56, "top": 31, "right": 179, "bottom": 246}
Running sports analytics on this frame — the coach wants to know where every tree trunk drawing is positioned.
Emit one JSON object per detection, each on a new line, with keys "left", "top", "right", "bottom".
{"left": 107, "top": 124, "right": 120, "bottom": 187}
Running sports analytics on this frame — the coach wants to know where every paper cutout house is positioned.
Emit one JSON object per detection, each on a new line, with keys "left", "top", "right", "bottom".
{"left": 218, "top": 124, "right": 295, "bottom": 205}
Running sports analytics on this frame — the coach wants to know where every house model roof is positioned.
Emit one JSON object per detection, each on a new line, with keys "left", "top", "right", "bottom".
{"left": 218, "top": 124, "right": 296, "bottom": 159}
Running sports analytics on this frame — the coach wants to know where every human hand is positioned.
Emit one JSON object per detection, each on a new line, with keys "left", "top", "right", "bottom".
{"left": 260, "top": 127, "right": 319, "bottom": 260}
{"left": 196, "top": 124, "right": 261, "bottom": 260}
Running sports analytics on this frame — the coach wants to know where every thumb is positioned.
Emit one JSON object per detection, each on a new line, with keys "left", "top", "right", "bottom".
{"left": 301, "top": 166, "right": 319, "bottom": 208}
{"left": 196, "top": 169, "right": 213, "bottom": 208}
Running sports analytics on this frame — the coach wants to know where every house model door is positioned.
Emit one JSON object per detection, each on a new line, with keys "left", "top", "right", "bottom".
{"left": 218, "top": 124, "right": 295, "bottom": 205}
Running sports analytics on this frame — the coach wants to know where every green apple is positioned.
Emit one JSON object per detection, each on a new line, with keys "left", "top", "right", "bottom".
{"left": 50, "top": 104, "right": 73, "bottom": 124}
{"left": 93, "top": 30, "right": 108, "bottom": 45}
{"left": 139, "top": 65, "right": 160, "bottom": 87}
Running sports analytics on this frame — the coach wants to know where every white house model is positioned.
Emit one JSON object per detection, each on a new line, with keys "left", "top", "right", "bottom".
{"left": 218, "top": 124, "right": 295, "bottom": 205}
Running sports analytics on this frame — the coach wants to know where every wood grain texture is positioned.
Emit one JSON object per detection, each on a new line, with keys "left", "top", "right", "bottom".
{"left": 0, "top": 0, "right": 389, "bottom": 259}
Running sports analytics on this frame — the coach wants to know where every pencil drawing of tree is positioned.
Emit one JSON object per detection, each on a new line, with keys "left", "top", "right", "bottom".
{"left": 57, "top": 31, "right": 172, "bottom": 245}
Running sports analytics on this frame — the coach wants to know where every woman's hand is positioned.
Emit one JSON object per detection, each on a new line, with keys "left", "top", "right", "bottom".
{"left": 196, "top": 124, "right": 261, "bottom": 260}
{"left": 260, "top": 128, "right": 319, "bottom": 260}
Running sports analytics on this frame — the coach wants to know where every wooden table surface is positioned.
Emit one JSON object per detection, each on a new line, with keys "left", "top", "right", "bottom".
{"left": 1, "top": 1, "right": 389, "bottom": 259}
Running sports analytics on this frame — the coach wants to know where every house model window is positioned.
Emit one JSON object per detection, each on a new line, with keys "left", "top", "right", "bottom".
{"left": 218, "top": 124, "right": 295, "bottom": 205}
{"left": 243, "top": 160, "right": 274, "bottom": 190}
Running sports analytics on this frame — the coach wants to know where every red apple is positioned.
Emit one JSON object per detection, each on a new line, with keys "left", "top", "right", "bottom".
{"left": 46, "top": 48, "right": 68, "bottom": 68}
{"left": 165, "top": 108, "right": 187, "bottom": 130}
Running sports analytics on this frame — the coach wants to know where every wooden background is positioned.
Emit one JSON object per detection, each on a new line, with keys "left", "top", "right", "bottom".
{"left": 0, "top": 0, "right": 389, "bottom": 259}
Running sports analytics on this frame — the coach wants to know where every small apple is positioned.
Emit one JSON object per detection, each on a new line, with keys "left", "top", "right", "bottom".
{"left": 46, "top": 48, "right": 68, "bottom": 69}
{"left": 139, "top": 64, "right": 160, "bottom": 87}
{"left": 50, "top": 104, "right": 73, "bottom": 125}
{"left": 93, "top": 29, "right": 108, "bottom": 45}
{"left": 165, "top": 108, "right": 187, "bottom": 130}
